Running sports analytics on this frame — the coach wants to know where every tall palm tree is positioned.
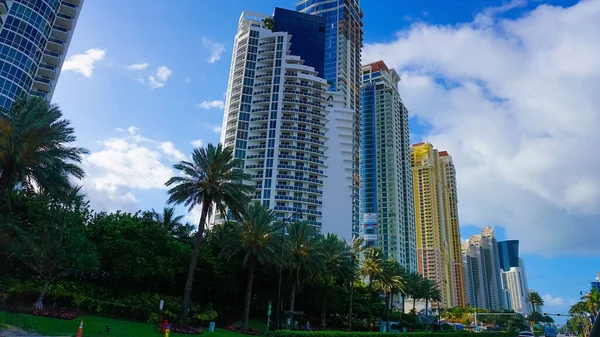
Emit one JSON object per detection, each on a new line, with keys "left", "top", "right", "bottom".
{"left": 165, "top": 143, "right": 254, "bottom": 324}
{"left": 406, "top": 272, "right": 424, "bottom": 311}
{"left": 419, "top": 278, "right": 437, "bottom": 314}
{"left": 347, "top": 237, "right": 365, "bottom": 331}
{"left": 0, "top": 96, "right": 88, "bottom": 202}
{"left": 320, "top": 233, "right": 352, "bottom": 328}
{"left": 284, "top": 221, "right": 323, "bottom": 312}
{"left": 526, "top": 291, "right": 544, "bottom": 317}
{"left": 361, "top": 247, "right": 385, "bottom": 329}
{"left": 220, "top": 202, "right": 278, "bottom": 329}
{"left": 373, "top": 259, "right": 405, "bottom": 328}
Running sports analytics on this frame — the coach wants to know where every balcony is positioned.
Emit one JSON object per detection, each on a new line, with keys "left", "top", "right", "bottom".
{"left": 43, "top": 50, "right": 60, "bottom": 66}
{"left": 55, "top": 13, "right": 73, "bottom": 29}
{"left": 30, "top": 90, "right": 47, "bottom": 99}
{"left": 59, "top": 1, "right": 78, "bottom": 16}
{"left": 0, "top": 0, "right": 7, "bottom": 14}
{"left": 37, "top": 63, "right": 56, "bottom": 79}
{"left": 51, "top": 26, "right": 69, "bottom": 41}
{"left": 46, "top": 37, "right": 64, "bottom": 53}
{"left": 33, "top": 77, "right": 52, "bottom": 92}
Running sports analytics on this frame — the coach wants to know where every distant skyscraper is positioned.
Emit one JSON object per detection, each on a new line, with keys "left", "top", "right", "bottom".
{"left": 219, "top": 10, "right": 330, "bottom": 226}
{"left": 411, "top": 143, "right": 464, "bottom": 307}
{"left": 497, "top": 240, "right": 520, "bottom": 271}
{"left": 592, "top": 272, "right": 600, "bottom": 292}
{"left": 463, "top": 226, "right": 506, "bottom": 311}
{"left": 298, "top": 0, "right": 364, "bottom": 238}
{"left": 439, "top": 151, "right": 467, "bottom": 307}
{"left": 501, "top": 258, "right": 531, "bottom": 315}
{"left": 0, "top": 0, "right": 85, "bottom": 109}
{"left": 359, "top": 61, "right": 416, "bottom": 271}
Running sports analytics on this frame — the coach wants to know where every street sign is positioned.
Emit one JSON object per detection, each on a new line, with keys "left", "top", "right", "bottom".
{"left": 159, "top": 300, "right": 164, "bottom": 311}
{"left": 267, "top": 303, "right": 272, "bottom": 316}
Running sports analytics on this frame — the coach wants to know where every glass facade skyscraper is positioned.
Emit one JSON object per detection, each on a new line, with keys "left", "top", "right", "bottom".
{"left": 497, "top": 240, "right": 520, "bottom": 271}
{"left": 0, "top": 0, "right": 85, "bottom": 110}
{"left": 298, "top": 0, "right": 363, "bottom": 238}
{"left": 360, "top": 61, "right": 416, "bottom": 272}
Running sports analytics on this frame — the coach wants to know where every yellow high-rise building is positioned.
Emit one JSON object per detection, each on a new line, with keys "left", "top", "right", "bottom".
{"left": 411, "top": 143, "right": 466, "bottom": 308}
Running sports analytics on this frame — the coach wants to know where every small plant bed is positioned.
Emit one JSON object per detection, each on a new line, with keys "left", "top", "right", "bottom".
{"left": 226, "top": 325, "right": 263, "bottom": 335}
{"left": 170, "top": 325, "right": 204, "bottom": 335}
{"left": 32, "top": 309, "right": 78, "bottom": 320}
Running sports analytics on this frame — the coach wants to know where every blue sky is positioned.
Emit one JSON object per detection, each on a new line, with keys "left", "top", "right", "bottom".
{"left": 52, "top": 0, "right": 599, "bottom": 323}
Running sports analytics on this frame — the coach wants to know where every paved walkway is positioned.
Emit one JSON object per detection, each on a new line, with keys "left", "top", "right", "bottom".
{"left": 0, "top": 327, "right": 49, "bottom": 337}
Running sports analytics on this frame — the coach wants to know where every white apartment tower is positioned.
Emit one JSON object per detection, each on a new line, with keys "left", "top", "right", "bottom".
{"left": 220, "top": 11, "right": 330, "bottom": 226}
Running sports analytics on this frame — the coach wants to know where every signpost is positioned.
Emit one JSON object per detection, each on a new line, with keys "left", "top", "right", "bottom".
{"left": 267, "top": 302, "right": 272, "bottom": 332}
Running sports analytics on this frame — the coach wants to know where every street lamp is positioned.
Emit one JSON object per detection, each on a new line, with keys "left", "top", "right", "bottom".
{"left": 275, "top": 210, "right": 303, "bottom": 330}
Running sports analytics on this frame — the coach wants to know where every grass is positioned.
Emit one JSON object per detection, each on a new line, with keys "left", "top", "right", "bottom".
{"left": 0, "top": 312, "right": 242, "bottom": 337}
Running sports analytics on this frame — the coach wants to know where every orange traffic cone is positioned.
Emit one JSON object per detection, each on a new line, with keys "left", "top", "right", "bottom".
{"left": 76, "top": 320, "right": 83, "bottom": 337}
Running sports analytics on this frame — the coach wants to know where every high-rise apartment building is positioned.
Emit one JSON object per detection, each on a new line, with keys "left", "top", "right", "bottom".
{"left": 219, "top": 10, "right": 330, "bottom": 226}
{"left": 500, "top": 258, "right": 530, "bottom": 315}
{"left": 439, "top": 151, "right": 467, "bottom": 308}
{"left": 411, "top": 142, "right": 463, "bottom": 307}
{"left": 497, "top": 240, "right": 530, "bottom": 315}
{"left": 463, "top": 226, "right": 505, "bottom": 311}
{"left": 297, "top": 0, "right": 363, "bottom": 238}
{"left": 0, "top": 0, "right": 85, "bottom": 109}
{"left": 359, "top": 61, "right": 416, "bottom": 271}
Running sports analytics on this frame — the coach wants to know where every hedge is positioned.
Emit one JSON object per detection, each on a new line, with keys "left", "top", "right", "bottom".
{"left": 265, "top": 331, "right": 519, "bottom": 337}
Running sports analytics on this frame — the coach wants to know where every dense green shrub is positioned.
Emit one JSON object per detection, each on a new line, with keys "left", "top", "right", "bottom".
{"left": 265, "top": 331, "right": 518, "bottom": 337}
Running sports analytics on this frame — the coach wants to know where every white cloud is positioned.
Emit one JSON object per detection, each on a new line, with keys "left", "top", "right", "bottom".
{"left": 194, "top": 100, "right": 225, "bottom": 110}
{"left": 158, "top": 141, "right": 187, "bottom": 161}
{"left": 126, "top": 63, "right": 149, "bottom": 71}
{"left": 82, "top": 127, "right": 187, "bottom": 212}
{"left": 542, "top": 294, "right": 577, "bottom": 307}
{"left": 363, "top": 1, "right": 600, "bottom": 256}
{"left": 200, "top": 123, "right": 222, "bottom": 134}
{"left": 191, "top": 139, "right": 203, "bottom": 148}
{"left": 202, "top": 37, "right": 226, "bottom": 64}
{"left": 156, "top": 66, "right": 172, "bottom": 81}
{"left": 62, "top": 48, "right": 106, "bottom": 78}
{"left": 136, "top": 66, "right": 173, "bottom": 89}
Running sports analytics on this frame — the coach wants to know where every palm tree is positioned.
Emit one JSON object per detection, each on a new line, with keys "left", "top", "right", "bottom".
{"left": 320, "top": 233, "right": 352, "bottom": 328}
{"left": 406, "top": 272, "right": 424, "bottom": 311}
{"left": 0, "top": 96, "right": 88, "bottom": 202}
{"left": 373, "top": 259, "right": 405, "bottom": 328}
{"left": 419, "top": 278, "right": 438, "bottom": 314}
{"left": 165, "top": 143, "right": 254, "bottom": 324}
{"left": 284, "top": 221, "right": 323, "bottom": 312}
{"left": 526, "top": 291, "right": 544, "bottom": 317}
{"left": 151, "top": 206, "right": 184, "bottom": 232}
{"left": 220, "top": 202, "right": 278, "bottom": 329}
{"left": 360, "top": 247, "right": 384, "bottom": 329}
{"left": 347, "top": 238, "right": 365, "bottom": 331}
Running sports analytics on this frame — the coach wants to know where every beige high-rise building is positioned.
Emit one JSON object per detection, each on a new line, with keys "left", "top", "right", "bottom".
{"left": 411, "top": 143, "right": 465, "bottom": 308}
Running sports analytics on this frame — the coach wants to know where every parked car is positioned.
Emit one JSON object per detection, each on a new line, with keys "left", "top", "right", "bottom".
{"left": 519, "top": 331, "right": 535, "bottom": 337}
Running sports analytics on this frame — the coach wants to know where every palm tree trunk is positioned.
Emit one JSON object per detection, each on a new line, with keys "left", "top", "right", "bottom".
{"left": 179, "top": 203, "right": 209, "bottom": 324}
{"left": 321, "top": 278, "right": 329, "bottom": 329}
{"left": 289, "top": 277, "right": 296, "bottom": 312}
{"left": 413, "top": 298, "right": 416, "bottom": 311}
{"left": 0, "top": 168, "right": 13, "bottom": 202}
{"left": 33, "top": 279, "right": 50, "bottom": 310}
{"left": 347, "top": 281, "right": 354, "bottom": 331}
{"left": 401, "top": 294, "right": 405, "bottom": 320}
{"left": 385, "top": 292, "right": 391, "bottom": 332}
{"left": 242, "top": 260, "right": 255, "bottom": 329}
{"left": 425, "top": 299, "right": 429, "bottom": 316}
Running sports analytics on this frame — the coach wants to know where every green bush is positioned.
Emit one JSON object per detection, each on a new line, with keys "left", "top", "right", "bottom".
{"left": 266, "top": 331, "right": 518, "bottom": 337}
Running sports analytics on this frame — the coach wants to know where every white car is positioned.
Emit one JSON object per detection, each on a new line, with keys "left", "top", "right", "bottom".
{"left": 519, "top": 331, "right": 535, "bottom": 337}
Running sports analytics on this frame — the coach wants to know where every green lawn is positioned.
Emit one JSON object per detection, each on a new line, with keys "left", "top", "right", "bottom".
{"left": 0, "top": 312, "right": 243, "bottom": 337}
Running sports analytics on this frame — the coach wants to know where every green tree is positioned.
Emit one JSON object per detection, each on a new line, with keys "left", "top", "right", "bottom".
{"left": 405, "top": 272, "right": 424, "bottom": 311}
{"left": 165, "top": 143, "right": 254, "bottom": 323}
{"left": 526, "top": 291, "right": 544, "bottom": 317}
{"left": 219, "top": 202, "right": 279, "bottom": 329}
{"left": 347, "top": 238, "right": 365, "bottom": 330}
{"left": 284, "top": 221, "right": 323, "bottom": 312}
{"left": 151, "top": 206, "right": 194, "bottom": 243}
{"left": 373, "top": 259, "right": 404, "bottom": 327}
{"left": 0, "top": 97, "right": 88, "bottom": 202}
{"left": 319, "top": 233, "right": 352, "bottom": 328}
{"left": 418, "top": 278, "right": 439, "bottom": 315}
{"left": 0, "top": 188, "right": 98, "bottom": 309}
